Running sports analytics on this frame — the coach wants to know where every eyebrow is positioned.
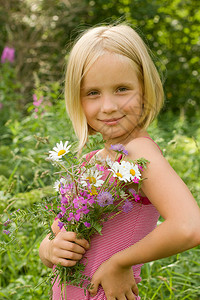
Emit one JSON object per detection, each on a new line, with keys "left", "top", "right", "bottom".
{"left": 81, "top": 81, "right": 135, "bottom": 90}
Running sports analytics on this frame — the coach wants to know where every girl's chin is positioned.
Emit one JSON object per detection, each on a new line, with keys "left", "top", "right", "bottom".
{"left": 102, "top": 130, "right": 127, "bottom": 141}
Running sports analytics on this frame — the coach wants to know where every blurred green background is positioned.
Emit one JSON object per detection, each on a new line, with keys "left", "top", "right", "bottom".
{"left": 0, "top": 0, "right": 200, "bottom": 299}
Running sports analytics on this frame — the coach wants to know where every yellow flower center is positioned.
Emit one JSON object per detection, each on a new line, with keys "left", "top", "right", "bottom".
{"left": 116, "top": 172, "right": 123, "bottom": 178}
{"left": 58, "top": 149, "right": 66, "bottom": 156}
{"left": 89, "top": 186, "right": 98, "bottom": 195}
{"left": 86, "top": 176, "right": 97, "bottom": 184}
{"left": 130, "top": 169, "right": 135, "bottom": 176}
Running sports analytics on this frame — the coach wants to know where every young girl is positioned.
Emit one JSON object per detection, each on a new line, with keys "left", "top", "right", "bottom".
{"left": 39, "top": 24, "right": 200, "bottom": 300}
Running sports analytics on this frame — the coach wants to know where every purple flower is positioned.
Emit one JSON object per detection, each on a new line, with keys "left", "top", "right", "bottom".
{"left": 58, "top": 221, "right": 64, "bottom": 230}
{"left": 84, "top": 222, "right": 91, "bottom": 228}
{"left": 122, "top": 200, "right": 133, "bottom": 213}
{"left": 57, "top": 212, "right": 63, "bottom": 219}
{"left": 1, "top": 47, "right": 15, "bottom": 63}
{"left": 3, "top": 229, "right": 10, "bottom": 235}
{"left": 97, "top": 192, "right": 114, "bottom": 207}
{"left": 3, "top": 219, "right": 11, "bottom": 226}
{"left": 110, "top": 144, "right": 128, "bottom": 155}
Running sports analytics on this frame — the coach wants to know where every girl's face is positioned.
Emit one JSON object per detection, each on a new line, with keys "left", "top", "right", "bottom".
{"left": 81, "top": 52, "right": 143, "bottom": 143}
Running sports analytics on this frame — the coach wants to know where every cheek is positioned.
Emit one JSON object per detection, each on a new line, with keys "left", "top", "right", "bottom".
{"left": 122, "top": 99, "right": 142, "bottom": 117}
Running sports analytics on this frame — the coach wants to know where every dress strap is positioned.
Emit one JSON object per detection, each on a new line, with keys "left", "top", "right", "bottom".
{"left": 84, "top": 150, "right": 99, "bottom": 163}
{"left": 139, "top": 136, "right": 163, "bottom": 155}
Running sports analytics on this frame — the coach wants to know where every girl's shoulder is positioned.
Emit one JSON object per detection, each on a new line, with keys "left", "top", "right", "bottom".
{"left": 125, "top": 136, "right": 163, "bottom": 162}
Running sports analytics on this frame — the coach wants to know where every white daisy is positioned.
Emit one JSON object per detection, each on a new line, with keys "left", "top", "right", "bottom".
{"left": 80, "top": 167, "right": 104, "bottom": 187}
{"left": 53, "top": 178, "right": 67, "bottom": 192}
{"left": 49, "top": 141, "right": 71, "bottom": 161}
{"left": 108, "top": 161, "right": 130, "bottom": 182}
{"left": 121, "top": 161, "right": 141, "bottom": 181}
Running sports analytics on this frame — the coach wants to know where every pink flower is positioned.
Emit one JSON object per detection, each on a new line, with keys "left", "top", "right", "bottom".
{"left": 0, "top": 103, "right": 3, "bottom": 109}
{"left": 84, "top": 222, "right": 91, "bottom": 228}
{"left": 67, "top": 212, "right": 74, "bottom": 221}
{"left": 96, "top": 164, "right": 105, "bottom": 171}
{"left": 61, "top": 196, "right": 68, "bottom": 205}
{"left": 1, "top": 47, "right": 15, "bottom": 63}
{"left": 33, "top": 94, "right": 43, "bottom": 107}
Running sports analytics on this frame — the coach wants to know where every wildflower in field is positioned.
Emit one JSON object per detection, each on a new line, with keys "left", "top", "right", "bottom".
{"left": 3, "top": 219, "right": 11, "bottom": 226}
{"left": 1, "top": 46, "right": 15, "bottom": 63}
{"left": 33, "top": 94, "right": 43, "bottom": 107}
{"left": 3, "top": 229, "right": 10, "bottom": 235}
{"left": 49, "top": 141, "right": 71, "bottom": 161}
{"left": 97, "top": 192, "right": 114, "bottom": 207}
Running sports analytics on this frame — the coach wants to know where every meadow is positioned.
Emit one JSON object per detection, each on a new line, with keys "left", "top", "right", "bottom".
{"left": 0, "top": 62, "right": 200, "bottom": 299}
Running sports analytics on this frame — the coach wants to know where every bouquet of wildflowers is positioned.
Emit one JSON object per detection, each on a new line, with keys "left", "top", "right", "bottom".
{"left": 42, "top": 141, "right": 148, "bottom": 295}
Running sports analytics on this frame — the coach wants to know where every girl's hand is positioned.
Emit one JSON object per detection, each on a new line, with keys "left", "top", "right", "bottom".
{"left": 46, "top": 231, "right": 90, "bottom": 267}
{"left": 88, "top": 257, "right": 139, "bottom": 300}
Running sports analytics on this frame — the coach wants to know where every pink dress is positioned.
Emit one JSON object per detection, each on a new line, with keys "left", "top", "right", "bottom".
{"left": 52, "top": 145, "right": 161, "bottom": 300}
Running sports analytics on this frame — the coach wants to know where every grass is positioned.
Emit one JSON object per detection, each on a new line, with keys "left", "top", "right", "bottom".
{"left": 0, "top": 88, "right": 200, "bottom": 299}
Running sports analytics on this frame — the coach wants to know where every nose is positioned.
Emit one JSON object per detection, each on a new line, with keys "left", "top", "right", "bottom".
{"left": 100, "top": 94, "right": 117, "bottom": 113}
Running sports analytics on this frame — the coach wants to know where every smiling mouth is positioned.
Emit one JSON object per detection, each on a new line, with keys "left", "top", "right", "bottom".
{"left": 100, "top": 116, "right": 124, "bottom": 125}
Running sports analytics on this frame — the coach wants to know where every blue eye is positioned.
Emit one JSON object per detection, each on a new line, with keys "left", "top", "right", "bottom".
{"left": 117, "top": 87, "right": 128, "bottom": 92}
{"left": 87, "top": 91, "right": 99, "bottom": 96}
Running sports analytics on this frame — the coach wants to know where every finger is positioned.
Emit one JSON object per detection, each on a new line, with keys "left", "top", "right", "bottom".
{"left": 132, "top": 284, "right": 139, "bottom": 296}
{"left": 55, "top": 249, "right": 83, "bottom": 261}
{"left": 125, "top": 289, "right": 137, "bottom": 300}
{"left": 74, "top": 236, "right": 90, "bottom": 250}
{"left": 115, "top": 295, "right": 126, "bottom": 300}
{"left": 60, "top": 240, "right": 87, "bottom": 255}
{"left": 88, "top": 279, "right": 100, "bottom": 297}
{"left": 61, "top": 232, "right": 90, "bottom": 250}
{"left": 54, "top": 257, "right": 77, "bottom": 267}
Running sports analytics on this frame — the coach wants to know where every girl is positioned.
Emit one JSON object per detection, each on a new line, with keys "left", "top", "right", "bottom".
{"left": 39, "top": 24, "right": 200, "bottom": 300}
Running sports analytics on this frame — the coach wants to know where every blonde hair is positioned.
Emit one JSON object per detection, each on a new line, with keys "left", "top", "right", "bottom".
{"left": 65, "top": 24, "right": 164, "bottom": 152}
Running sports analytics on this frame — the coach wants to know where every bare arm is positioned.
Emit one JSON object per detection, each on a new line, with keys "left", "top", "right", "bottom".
{"left": 39, "top": 219, "right": 90, "bottom": 269}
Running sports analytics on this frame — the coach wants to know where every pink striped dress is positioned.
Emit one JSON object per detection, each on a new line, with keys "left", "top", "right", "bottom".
{"left": 52, "top": 147, "right": 160, "bottom": 300}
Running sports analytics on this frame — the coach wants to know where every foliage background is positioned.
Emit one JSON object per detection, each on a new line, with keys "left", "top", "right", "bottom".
{"left": 0, "top": 0, "right": 200, "bottom": 299}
